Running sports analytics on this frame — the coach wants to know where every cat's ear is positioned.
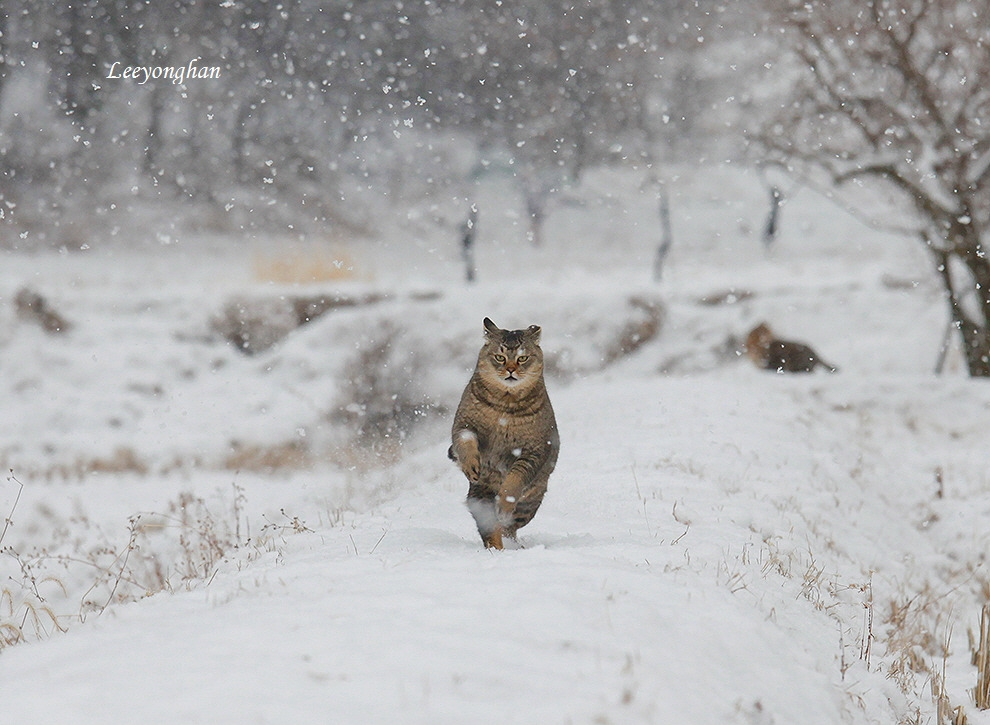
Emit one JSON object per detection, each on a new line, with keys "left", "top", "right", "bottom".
{"left": 527, "top": 324, "right": 542, "bottom": 344}
{"left": 483, "top": 317, "right": 501, "bottom": 337}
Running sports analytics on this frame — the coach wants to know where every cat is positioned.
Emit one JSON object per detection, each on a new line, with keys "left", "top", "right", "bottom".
{"left": 745, "top": 322, "right": 837, "bottom": 373}
{"left": 449, "top": 318, "right": 559, "bottom": 549}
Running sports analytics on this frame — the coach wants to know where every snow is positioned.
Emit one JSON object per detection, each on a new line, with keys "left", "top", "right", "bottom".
{"left": 0, "top": 164, "right": 988, "bottom": 723}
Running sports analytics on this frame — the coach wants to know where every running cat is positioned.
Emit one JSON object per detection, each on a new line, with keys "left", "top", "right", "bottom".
{"left": 449, "top": 318, "right": 559, "bottom": 549}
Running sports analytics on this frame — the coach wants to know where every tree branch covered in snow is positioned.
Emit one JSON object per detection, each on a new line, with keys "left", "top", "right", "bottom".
{"left": 759, "top": 0, "right": 990, "bottom": 375}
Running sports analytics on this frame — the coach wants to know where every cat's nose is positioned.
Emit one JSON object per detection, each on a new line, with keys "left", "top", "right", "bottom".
{"left": 505, "top": 363, "right": 517, "bottom": 372}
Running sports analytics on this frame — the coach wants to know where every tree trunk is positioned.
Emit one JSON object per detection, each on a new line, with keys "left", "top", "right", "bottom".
{"left": 525, "top": 190, "right": 546, "bottom": 247}
{"left": 762, "top": 185, "right": 783, "bottom": 248}
{"left": 144, "top": 84, "right": 166, "bottom": 177}
{"left": 0, "top": 6, "right": 8, "bottom": 114}
{"left": 461, "top": 204, "right": 478, "bottom": 283}
{"left": 232, "top": 96, "right": 258, "bottom": 182}
{"left": 653, "top": 190, "right": 672, "bottom": 282}
{"left": 933, "top": 246, "right": 990, "bottom": 377}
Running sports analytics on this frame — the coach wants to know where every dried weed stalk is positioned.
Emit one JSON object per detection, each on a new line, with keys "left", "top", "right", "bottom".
{"left": 0, "top": 477, "right": 314, "bottom": 651}
{"left": 973, "top": 604, "right": 990, "bottom": 709}
{"left": 1, "top": 472, "right": 68, "bottom": 648}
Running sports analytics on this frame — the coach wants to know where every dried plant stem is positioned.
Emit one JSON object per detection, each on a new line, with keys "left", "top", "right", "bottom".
{"left": 1, "top": 471, "right": 24, "bottom": 546}
{"left": 974, "top": 604, "right": 990, "bottom": 709}
{"left": 101, "top": 520, "right": 140, "bottom": 613}
{"left": 861, "top": 575, "right": 874, "bottom": 667}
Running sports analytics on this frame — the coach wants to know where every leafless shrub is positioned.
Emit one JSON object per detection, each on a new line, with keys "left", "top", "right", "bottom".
{"left": 261, "top": 508, "right": 314, "bottom": 537}
{"left": 0, "top": 476, "right": 312, "bottom": 650}
{"left": 162, "top": 494, "right": 230, "bottom": 582}
{"left": 1, "top": 473, "right": 68, "bottom": 648}
{"left": 211, "top": 297, "right": 303, "bottom": 355}
{"left": 544, "top": 295, "right": 665, "bottom": 379}
{"left": 13, "top": 287, "right": 71, "bottom": 334}
{"left": 331, "top": 322, "right": 446, "bottom": 462}
{"left": 211, "top": 291, "right": 387, "bottom": 354}
{"left": 603, "top": 296, "right": 665, "bottom": 364}
{"left": 761, "top": 0, "right": 990, "bottom": 376}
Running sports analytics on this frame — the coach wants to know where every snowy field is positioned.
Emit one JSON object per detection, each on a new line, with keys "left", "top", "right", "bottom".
{"left": 1, "top": 164, "right": 989, "bottom": 723}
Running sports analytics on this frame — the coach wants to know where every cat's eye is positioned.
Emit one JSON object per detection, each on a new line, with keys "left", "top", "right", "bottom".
{"left": 493, "top": 354, "right": 506, "bottom": 363}
{"left": 516, "top": 355, "right": 530, "bottom": 364}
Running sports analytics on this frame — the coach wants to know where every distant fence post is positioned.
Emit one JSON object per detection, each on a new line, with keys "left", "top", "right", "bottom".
{"left": 654, "top": 190, "right": 673, "bottom": 282}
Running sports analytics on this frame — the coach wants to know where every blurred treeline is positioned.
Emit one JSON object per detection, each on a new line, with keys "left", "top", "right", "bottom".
{"left": 0, "top": 0, "right": 760, "bottom": 247}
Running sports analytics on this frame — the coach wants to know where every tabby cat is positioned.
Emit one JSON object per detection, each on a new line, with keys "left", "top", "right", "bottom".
{"left": 449, "top": 318, "right": 559, "bottom": 549}
{"left": 745, "top": 322, "right": 837, "bottom": 373}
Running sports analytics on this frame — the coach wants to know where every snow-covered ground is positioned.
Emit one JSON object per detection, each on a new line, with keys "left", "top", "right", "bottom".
{"left": 1, "top": 164, "right": 988, "bottom": 723}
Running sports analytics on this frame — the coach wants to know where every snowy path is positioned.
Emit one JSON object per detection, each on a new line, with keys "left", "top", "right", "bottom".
{"left": 4, "top": 370, "right": 979, "bottom": 724}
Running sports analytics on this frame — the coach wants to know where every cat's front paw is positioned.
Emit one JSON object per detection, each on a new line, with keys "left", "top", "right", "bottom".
{"left": 459, "top": 456, "right": 480, "bottom": 482}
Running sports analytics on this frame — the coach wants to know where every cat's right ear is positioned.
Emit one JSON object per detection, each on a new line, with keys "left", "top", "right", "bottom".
{"left": 483, "top": 317, "right": 501, "bottom": 337}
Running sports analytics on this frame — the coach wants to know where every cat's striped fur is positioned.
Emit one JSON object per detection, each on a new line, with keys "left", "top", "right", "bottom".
{"left": 449, "top": 318, "right": 559, "bottom": 549}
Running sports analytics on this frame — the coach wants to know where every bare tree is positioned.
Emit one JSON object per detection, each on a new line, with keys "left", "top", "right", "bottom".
{"left": 387, "top": 0, "right": 705, "bottom": 246}
{"left": 0, "top": 0, "right": 735, "bottom": 247}
{"left": 0, "top": 2, "right": 8, "bottom": 112}
{"left": 760, "top": 0, "right": 990, "bottom": 376}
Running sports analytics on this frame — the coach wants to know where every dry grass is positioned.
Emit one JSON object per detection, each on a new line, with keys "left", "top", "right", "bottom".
{"left": 1, "top": 473, "right": 68, "bottom": 646}
{"left": 0, "top": 474, "right": 314, "bottom": 652}
{"left": 873, "top": 586, "right": 973, "bottom": 724}
{"left": 10, "top": 447, "right": 150, "bottom": 482}
{"left": 932, "top": 670, "right": 969, "bottom": 725}
{"left": 882, "top": 589, "right": 946, "bottom": 694}
{"left": 223, "top": 440, "right": 311, "bottom": 473}
{"left": 973, "top": 604, "right": 990, "bottom": 709}
{"left": 252, "top": 245, "right": 359, "bottom": 284}
{"left": 6, "top": 440, "right": 320, "bottom": 482}
{"left": 746, "top": 533, "right": 964, "bottom": 720}
{"left": 0, "top": 587, "right": 65, "bottom": 644}
{"left": 83, "top": 447, "right": 149, "bottom": 475}
{"left": 210, "top": 290, "right": 388, "bottom": 355}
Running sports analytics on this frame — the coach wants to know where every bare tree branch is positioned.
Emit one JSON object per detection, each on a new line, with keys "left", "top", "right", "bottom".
{"left": 760, "top": 0, "right": 990, "bottom": 375}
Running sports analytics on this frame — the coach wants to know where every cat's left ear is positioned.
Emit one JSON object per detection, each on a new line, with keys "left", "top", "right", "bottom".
{"left": 484, "top": 317, "right": 501, "bottom": 338}
{"left": 526, "top": 324, "right": 542, "bottom": 344}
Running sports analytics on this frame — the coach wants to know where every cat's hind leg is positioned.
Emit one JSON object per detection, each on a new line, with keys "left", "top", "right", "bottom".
{"left": 466, "top": 483, "right": 502, "bottom": 549}
{"left": 506, "top": 475, "right": 548, "bottom": 536}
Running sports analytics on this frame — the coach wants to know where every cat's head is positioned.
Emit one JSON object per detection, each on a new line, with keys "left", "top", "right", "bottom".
{"left": 477, "top": 317, "right": 544, "bottom": 390}
{"left": 745, "top": 322, "right": 774, "bottom": 360}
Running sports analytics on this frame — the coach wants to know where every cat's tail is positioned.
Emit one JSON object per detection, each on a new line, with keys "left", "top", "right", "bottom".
{"left": 817, "top": 358, "right": 838, "bottom": 373}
